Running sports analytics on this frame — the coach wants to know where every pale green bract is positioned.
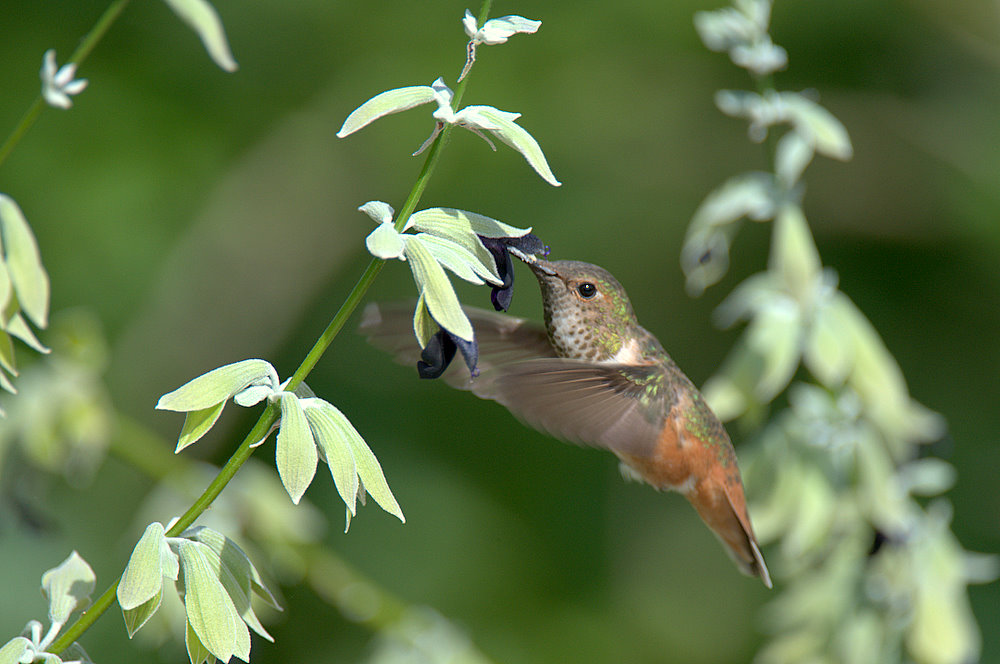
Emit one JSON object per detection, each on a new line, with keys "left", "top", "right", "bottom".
{"left": 301, "top": 397, "right": 405, "bottom": 531}
{"left": 462, "top": 9, "right": 540, "bottom": 45}
{"left": 179, "top": 540, "right": 250, "bottom": 663}
{"left": 0, "top": 194, "right": 51, "bottom": 376}
{"left": 336, "top": 86, "right": 437, "bottom": 138}
{"left": 358, "top": 202, "right": 534, "bottom": 343}
{"left": 156, "top": 359, "right": 280, "bottom": 452}
{"left": 461, "top": 105, "right": 561, "bottom": 186}
{"left": 275, "top": 392, "right": 317, "bottom": 505}
{"left": 405, "top": 235, "right": 474, "bottom": 341}
{"left": 338, "top": 78, "right": 560, "bottom": 186}
{"left": 117, "top": 524, "right": 280, "bottom": 654}
{"left": 156, "top": 359, "right": 403, "bottom": 517}
{"left": 41, "top": 551, "right": 96, "bottom": 625}
{"left": 161, "top": 0, "right": 238, "bottom": 72}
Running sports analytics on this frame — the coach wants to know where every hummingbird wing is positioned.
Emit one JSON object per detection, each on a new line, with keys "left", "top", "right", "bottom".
{"left": 360, "top": 301, "right": 555, "bottom": 377}
{"left": 361, "top": 302, "right": 666, "bottom": 457}
{"left": 478, "top": 358, "right": 669, "bottom": 458}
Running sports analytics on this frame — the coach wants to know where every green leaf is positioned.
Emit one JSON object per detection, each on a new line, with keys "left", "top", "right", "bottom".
{"left": 301, "top": 401, "right": 359, "bottom": 518}
{"left": 775, "top": 130, "right": 814, "bottom": 187}
{"left": 0, "top": 261, "right": 11, "bottom": 320}
{"left": 337, "top": 85, "right": 436, "bottom": 138}
{"left": 185, "top": 528, "right": 274, "bottom": 642}
{"left": 0, "top": 331, "right": 14, "bottom": 376}
{"left": 118, "top": 523, "right": 177, "bottom": 611}
{"left": 156, "top": 359, "right": 278, "bottom": 412}
{"left": 0, "top": 638, "right": 30, "bottom": 664}
{"left": 414, "top": 232, "right": 502, "bottom": 285}
{"left": 341, "top": 412, "right": 405, "bottom": 524}
{"left": 467, "top": 106, "right": 561, "bottom": 186}
{"left": 769, "top": 204, "right": 821, "bottom": 303}
{"left": 404, "top": 237, "right": 473, "bottom": 342}
{"left": 185, "top": 527, "right": 280, "bottom": 609}
{"left": 412, "top": 292, "right": 435, "bottom": 349}
{"left": 41, "top": 550, "right": 96, "bottom": 624}
{"left": 358, "top": 200, "right": 395, "bottom": 225}
{"left": 746, "top": 297, "right": 802, "bottom": 402}
{"left": 366, "top": 222, "right": 406, "bottom": 260}
{"left": 780, "top": 92, "right": 853, "bottom": 161}
{"left": 186, "top": 614, "right": 213, "bottom": 664}
{"left": 804, "top": 295, "right": 854, "bottom": 387}
{"left": 409, "top": 207, "right": 532, "bottom": 239}
{"left": 179, "top": 540, "right": 250, "bottom": 664}
{"left": 276, "top": 392, "right": 318, "bottom": 504}
{"left": 161, "top": 0, "right": 238, "bottom": 72}
{"left": 174, "top": 401, "right": 227, "bottom": 453}
{"left": 123, "top": 588, "right": 163, "bottom": 639}
{"left": 0, "top": 194, "right": 49, "bottom": 328}
{"left": 7, "top": 312, "right": 49, "bottom": 354}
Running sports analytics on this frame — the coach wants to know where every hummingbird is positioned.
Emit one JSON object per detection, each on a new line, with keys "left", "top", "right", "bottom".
{"left": 361, "top": 258, "right": 771, "bottom": 587}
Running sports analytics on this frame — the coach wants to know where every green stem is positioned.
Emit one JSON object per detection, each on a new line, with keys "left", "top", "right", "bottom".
{"left": 0, "top": 0, "right": 131, "bottom": 170}
{"left": 51, "top": 1, "right": 497, "bottom": 653}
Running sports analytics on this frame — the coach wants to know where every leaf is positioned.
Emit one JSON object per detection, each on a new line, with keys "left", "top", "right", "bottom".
{"left": 276, "top": 392, "right": 318, "bottom": 504}
{"left": 775, "top": 129, "right": 814, "bottom": 187}
{"left": 186, "top": 527, "right": 279, "bottom": 609}
{"left": 745, "top": 297, "right": 802, "bottom": 402}
{"left": 118, "top": 522, "right": 177, "bottom": 611}
{"left": 404, "top": 237, "right": 474, "bottom": 342}
{"left": 185, "top": 528, "right": 274, "bottom": 642}
{"left": 301, "top": 401, "right": 360, "bottom": 523}
{"left": 6, "top": 312, "right": 49, "bottom": 354}
{"left": 898, "top": 458, "right": 957, "bottom": 496}
{"left": 409, "top": 207, "right": 532, "bottom": 239}
{"left": 412, "top": 292, "right": 435, "bottom": 349}
{"left": 156, "top": 359, "right": 278, "bottom": 412}
{"left": 41, "top": 551, "right": 96, "bottom": 624}
{"left": 161, "top": 0, "right": 238, "bottom": 72}
{"left": 803, "top": 295, "right": 854, "bottom": 387}
{"left": 467, "top": 106, "right": 561, "bottom": 186}
{"left": 339, "top": 411, "right": 405, "bottom": 524}
{"left": 337, "top": 86, "right": 436, "bottom": 138}
{"left": 175, "top": 401, "right": 227, "bottom": 452}
{"left": 414, "top": 232, "right": 502, "bottom": 285}
{"left": 186, "top": 620, "right": 213, "bottom": 664}
{"left": 0, "top": 638, "right": 30, "bottom": 664}
{"left": 123, "top": 588, "right": 163, "bottom": 638}
{"left": 0, "top": 331, "right": 14, "bottom": 376}
{"left": 366, "top": 222, "right": 406, "bottom": 260}
{"left": 179, "top": 541, "right": 250, "bottom": 664}
{"left": 769, "top": 204, "right": 821, "bottom": 303}
{"left": 780, "top": 92, "right": 853, "bottom": 161}
{"left": 358, "top": 201, "right": 395, "bottom": 225}
{"left": 0, "top": 194, "right": 50, "bottom": 328}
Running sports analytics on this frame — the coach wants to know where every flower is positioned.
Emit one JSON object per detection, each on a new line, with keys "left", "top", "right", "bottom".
{"left": 459, "top": 9, "right": 541, "bottom": 81}
{"left": 338, "top": 78, "right": 560, "bottom": 186}
{"left": 462, "top": 9, "right": 541, "bottom": 46}
{"left": 40, "top": 50, "right": 88, "bottom": 109}
{"left": 417, "top": 327, "right": 479, "bottom": 379}
{"left": 479, "top": 233, "right": 548, "bottom": 312}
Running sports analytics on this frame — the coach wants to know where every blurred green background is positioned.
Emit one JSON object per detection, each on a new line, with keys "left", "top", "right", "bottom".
{"left": 1, "top": 1, "right": 998, "bottom": 662}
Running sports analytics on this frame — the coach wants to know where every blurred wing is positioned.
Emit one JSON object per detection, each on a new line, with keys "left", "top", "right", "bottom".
{"left": 361, "top": 302, "right": 665, "bottom": 458}
{"left": 476, "top": 359, "right": 667, "bottom": 458}
{"left": 359, "top": 301, "right": 555, "bottom": 386}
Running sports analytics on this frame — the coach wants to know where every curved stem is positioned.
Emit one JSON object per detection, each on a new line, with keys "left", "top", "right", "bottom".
{"left": 0, "top": 0, "right": 131, "bottom": 170}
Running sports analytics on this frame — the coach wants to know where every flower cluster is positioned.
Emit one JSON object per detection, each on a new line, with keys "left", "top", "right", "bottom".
{"left": 156, "top": 359, "right": 403, "bottom": 527}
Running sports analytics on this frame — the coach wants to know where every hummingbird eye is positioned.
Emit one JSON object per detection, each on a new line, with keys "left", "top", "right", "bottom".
{"left": 576, "top": 282, "right": 597, "bottom": 299}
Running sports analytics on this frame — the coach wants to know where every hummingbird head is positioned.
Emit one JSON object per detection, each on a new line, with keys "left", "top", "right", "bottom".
{"left": 528, "top": 259, "right": 640, "bottom": 361}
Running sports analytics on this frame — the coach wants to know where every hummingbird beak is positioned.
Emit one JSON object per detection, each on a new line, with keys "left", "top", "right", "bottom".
{"left": 521, "top": 255, "right": 557, "bottom": 277}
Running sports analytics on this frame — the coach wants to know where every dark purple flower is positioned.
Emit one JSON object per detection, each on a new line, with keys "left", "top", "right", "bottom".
{"left": 479, "top": 233, "right": 548, "bottom": 311}
{"left": 417, "top": 327, "right": 479, "bottom": 379}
